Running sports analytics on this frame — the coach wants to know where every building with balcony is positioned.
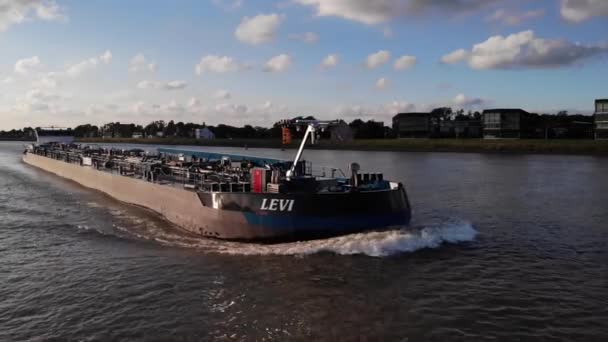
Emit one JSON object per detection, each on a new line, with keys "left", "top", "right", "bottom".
{"left": 594, "top": 99, "right": 608, "bottom": 140}
{"left": 392, "top": 112, "right": 440, "bottom": 138}
{"left": 482, "top": 109, "right": 532, "bottom": 139}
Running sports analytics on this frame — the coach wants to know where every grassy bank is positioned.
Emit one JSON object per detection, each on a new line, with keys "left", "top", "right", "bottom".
{"left": 76, "top": 137, "right": 608, "bottom": 155}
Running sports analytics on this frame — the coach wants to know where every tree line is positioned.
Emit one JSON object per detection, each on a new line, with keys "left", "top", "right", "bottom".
{"left": 0, "top": 108, "right": 595, "bottom": 141}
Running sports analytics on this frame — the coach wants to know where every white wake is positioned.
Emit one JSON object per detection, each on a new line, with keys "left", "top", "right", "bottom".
{"left": 215, "top": 222, "right": 478, "bottom": 257}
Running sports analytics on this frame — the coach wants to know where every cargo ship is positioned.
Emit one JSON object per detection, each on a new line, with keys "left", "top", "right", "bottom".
{"left": 23, "top": 121, "right": 411, "bottom": 242}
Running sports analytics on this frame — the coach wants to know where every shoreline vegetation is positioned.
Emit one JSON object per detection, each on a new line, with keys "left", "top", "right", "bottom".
{"left": 76, "top": 137, "right": 608, "bottom": 155}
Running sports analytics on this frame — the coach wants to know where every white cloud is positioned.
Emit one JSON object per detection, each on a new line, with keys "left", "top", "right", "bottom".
{"left": 375, "top": 77, "right": 389, "bottom": 89}
{"left": 33, "top": 73, "right": 58, "bottom": 88}
{"left": 366, "top": 50, "right": 391, "bottom": 69}
{"left": 289, "top": 32, "right": 319, "bottom": 44}
{"left": 215, "top": 103, "right": 248, "bottom": 115}
{"left": 293, "top": 0, "right": 400, "bottom": 24}
{"left": 13, "top": 88, "right": 64, "bottom": 113}
{"left": 164, "top": 80, "right": 187, "bottom": 90}
{"left": 212, "top": 0, "right": 243, "bottom": 10}
{"left": 214, "top": 89, "right": 232, "bottom": 99}
{"left": 441, "top": 30, "right": 608, "bottom": 70}
{"left": 64, "top": 51, "right": 112, "bottom": 77}
{"left": 321, "top": 54, "right": 339, "bottom": 69}
{"left": 383, "top": 100, "right": 415, "bottom": 114}
{"left": 235, "top": 13, "right": 283, "bottom": 45}
{"left": 561, "top": 0, "right": 608, "bottom": 23}
{"left": 188, "top": 97, "right": 201, "bottom": 109}
{"left": 195, "top": 55, "right": 247, "bottom": 74}
{"left": 100, "top": 50, "right": 112, "bottom": 64}
{"left": 453, "top": 93, "right": 487, "bottom": 107}
{"left": 486, "top": 9, "right": 545, "bottom": 26}
{"left": 14, "top": 56, "right": 43, "bottom": 74}
{"left": 66, "top": 58, "right": 99, "bottom": 77}
{"left": 130, "top": 101, "right": 146, "bottom": 114}
{"left": 394, "top": 55, "right": 416, "bottom": 70}
{"left": 0, "top": 0, "right": 65, "bottom": 32}
{"left": 136, "top": 80, "right": 187, "bottom": 90}
{"left": 129, "top": 53, "right": 157, "bottom": 72}
{"left": 263, "top": 54, "right": 292, "bottom": 73}
{"left": 293, "top": 0, "right": 497, "bottom": 25}
{"left": 441, "top": 49, "right": 468, "bottom": 64}
{"left": 1, "top": 76, "right": 14, "bottom": 84}
{"left": 164, "top": 100, "right": 185, "bottom": 114}
{"left": 136, "top": 80, "right": 160, "bottom": 89}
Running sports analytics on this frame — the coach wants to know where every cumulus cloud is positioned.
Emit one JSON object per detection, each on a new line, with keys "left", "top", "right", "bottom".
{"left": 321, "top": 54, "right": 339, "bottom": 69}
{"left": 188, "top": 97, "right": 201, "bottom": 109}
{"left": 100, "top": 50, "right": 112, "bottom": 64}
{"left": 14, "top": 56, "right": 43, "bottom": 74}
{"left": 136, "top": 80, "right": 187, "bottom": 90}
{"left": 65, "top": 51, "right": 112, "bottom": 77}
{"left": 293, "top": 0, "right": 498, "bottom": 25}
{"left": 195, "top": 55, "right": 247, "bottom": 74}
{"left": 366, "top": 50, "right": 391, "bottom": 69}
{"left": 289, "top": 32, "right": 319, "bottom": 44}
{"left": 384, "top": 100, "right": 416, "bottom": 114}
{"left": 212, "top": 0, "right": 243, "bottom": 10}
{"left": 263, "top": 54, "right": 292, "bottom": 73}
{"left": 394, "top": 55, "right": 416, "bottom": 70}
{"left": 453, "top": 93, "right": 487, "bottom": 107}
{"left": 136, "top": 80, "right": 160, "bottom": 89}
{"left": 164, "top": 80, "right": 187, "bottom": 90}
{"left": 215, "top": 103, "right": 248, "bottom": 115}
{"left": 486, "top": 8, "right": 545, "bottom": 26}
{"left": 33, "top": 73, "right": 58, "bottom": 88}
{"left": 235, "top": 13, "right": 283, "bottom": 45}
{"left": 13, "top": 88, "right": 64, "bottom": 113}
{"left": 0, "top": 0, "right": 65, "bottom": 32}
{"left": 129, "top": 53, "right": 157, "bottom": 72}
{"left": 293, "top": 0, "right": 401, "bottom": 24}
{"left": 561, "top": 0, "right": 608, "bottom": 23}
{"left": 375, "top": 77, "right": 389, "bottom": 89}
{"left": 440, "top": 30, "right": 608, "bottom": 70}
{"left": 335, "top": 100, "right": 417, "bottom": 119}
{"left": 441, "top": 49, "right": 468, "bottom": 64}
{"left": 214, "top": 89, "right": 232, "bottom": 100}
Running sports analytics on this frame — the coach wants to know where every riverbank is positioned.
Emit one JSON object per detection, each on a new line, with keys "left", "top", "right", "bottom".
{"left": 77, "top": 137, "right": 608, "bottom": 155}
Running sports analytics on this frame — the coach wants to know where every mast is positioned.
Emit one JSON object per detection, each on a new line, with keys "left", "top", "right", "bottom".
{"left": 285, "top": 119, "right": 338, "bottom": 180}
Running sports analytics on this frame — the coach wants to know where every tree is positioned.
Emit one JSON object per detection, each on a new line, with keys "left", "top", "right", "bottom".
{"left": 431, "top": 107, "right": 453, "bottom": 121}
{"left": 164, "top": 120, "right": 177, "bottom": 136}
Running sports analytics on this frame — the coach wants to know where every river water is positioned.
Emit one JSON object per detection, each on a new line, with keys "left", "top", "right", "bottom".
{"left": 1, "top": 141, "right": 607, "bottom": 341}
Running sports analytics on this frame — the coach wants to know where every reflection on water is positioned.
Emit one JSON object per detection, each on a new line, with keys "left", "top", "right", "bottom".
{"left": 1, "top": 141, "right": 607, "bottom": 341}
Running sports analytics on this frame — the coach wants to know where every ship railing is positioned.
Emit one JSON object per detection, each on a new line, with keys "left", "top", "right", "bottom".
{"left": 307, "top": 163, "right": 347, "bottom": 179}
{"left": 31, "top": 148, "right": 252, "bottom": 193}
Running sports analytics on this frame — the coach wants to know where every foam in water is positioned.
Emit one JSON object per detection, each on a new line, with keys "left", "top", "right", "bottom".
{"left": 215, "top": 222, "right": 478, "bottom": 257}
{"left": 109, "top": 221, "right": 477, "bottom": 258}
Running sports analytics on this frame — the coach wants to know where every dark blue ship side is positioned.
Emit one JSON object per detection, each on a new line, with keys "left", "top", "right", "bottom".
{"left": 197, "top": 184, "right": 411, "bottom": 241}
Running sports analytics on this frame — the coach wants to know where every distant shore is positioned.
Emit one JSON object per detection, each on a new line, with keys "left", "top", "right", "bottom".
{"left": 77, "top": 137, "right": 608, "bottom": 155}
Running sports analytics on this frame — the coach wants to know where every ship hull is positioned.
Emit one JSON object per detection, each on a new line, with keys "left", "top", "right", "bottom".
{"left": 23, "top": 153, "right": 411, "bottom": 242}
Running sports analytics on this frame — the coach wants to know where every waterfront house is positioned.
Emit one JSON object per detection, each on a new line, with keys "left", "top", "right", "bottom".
{"left": 392, "top": 112, "right": 440, "bottom": 138}
{"left": 594, "top": 99, "right": 608, "bottom": 140}
{"left": 482, "top": 109, "right": 532, "bottom": 139}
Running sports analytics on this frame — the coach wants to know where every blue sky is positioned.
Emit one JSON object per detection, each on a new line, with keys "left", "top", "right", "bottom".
{"left": 1, "top": 0, "right": 607, "bottom": 129}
